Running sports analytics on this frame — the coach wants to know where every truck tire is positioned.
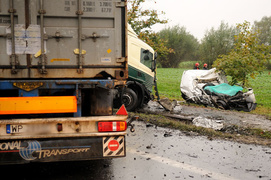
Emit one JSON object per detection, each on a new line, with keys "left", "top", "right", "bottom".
{"left": 122, "top": 88, "right": 138, "bottom": 111}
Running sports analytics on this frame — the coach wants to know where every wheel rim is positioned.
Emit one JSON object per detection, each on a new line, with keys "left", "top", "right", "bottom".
{"left": 122, "top": 93, "right": 133, "bottom": 107}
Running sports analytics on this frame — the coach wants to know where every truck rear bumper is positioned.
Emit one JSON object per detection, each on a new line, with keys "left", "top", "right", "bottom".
{"left": 0, "top": 135, "right": 126, "bottom": 165}
{"left": 0, "top": 116, "right": 127, "bottom": 140}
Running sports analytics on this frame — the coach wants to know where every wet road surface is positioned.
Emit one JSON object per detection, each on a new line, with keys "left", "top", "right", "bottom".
{"left": 2, "top": 121, "right": 271, "bottom": 180}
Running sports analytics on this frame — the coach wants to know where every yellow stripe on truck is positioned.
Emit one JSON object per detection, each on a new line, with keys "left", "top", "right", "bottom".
{"left": 0, "top": 96, "right": 77, "bottom": 115}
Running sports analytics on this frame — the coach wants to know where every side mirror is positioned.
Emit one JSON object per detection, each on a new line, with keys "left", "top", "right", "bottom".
{"left": 151, "top": 52, "right": 157, "bottom": 72}
{"left": 151, "top": 59, "right": 157, "bottom": 72}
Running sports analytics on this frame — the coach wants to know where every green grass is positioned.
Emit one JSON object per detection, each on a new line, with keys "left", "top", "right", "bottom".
{"left": 156, "top": 68, "right": 185, "bottom": 100}
{"left": 249, "top": 71, "right": 271, "bottom": 107}
{"left": 156, "top": 68, "right": 271, "bottom": 117}
{"left": 248, "top": 71, "right": 271, "bottom": 116}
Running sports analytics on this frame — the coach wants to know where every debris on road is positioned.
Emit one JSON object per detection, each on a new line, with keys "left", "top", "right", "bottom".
{"left": 146, "top": 123, "right": 154, "bottom": 128}
{"left": 164, "top": 132, "right": 173, "bottom": 137}
{"left": 138, "top": 100, "right": 271, "bottom": 132}
{"left": 192, "top": 116, "right": 224, "bottom": 130}
{"left": 163, "top": 114, "right": 193, "bottom": 122}
{"left": 158, "top": 98, "right": 177, "bottom": 111}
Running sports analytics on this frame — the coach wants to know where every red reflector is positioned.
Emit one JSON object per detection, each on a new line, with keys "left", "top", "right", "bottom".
{"left": 116, "top": 104, "right": 128, "bottom": 116}
{"left": 98, "top": 121, "right": 127, "bottom": 132}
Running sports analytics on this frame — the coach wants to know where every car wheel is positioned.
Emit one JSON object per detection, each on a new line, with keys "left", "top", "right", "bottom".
{"left": 216, "top": 100, "right": 228, "bottom": 110}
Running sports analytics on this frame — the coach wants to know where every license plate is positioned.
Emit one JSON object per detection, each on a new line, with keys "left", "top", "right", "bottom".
{"left": 6, "top": 124, "right": 25, "bottom": 134}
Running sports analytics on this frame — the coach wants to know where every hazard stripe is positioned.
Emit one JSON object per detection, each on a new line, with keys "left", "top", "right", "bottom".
{"left": 119, "top": 138, "right": 123, "bottom": 145}
{"left": 116, "top": 147, "right": 124, "bottom": 156}
{"left": 114, "top": 136, "right": 119, "bottom": 140}
{"left": 104, "top": 137, "right": 111, "bottom": 144}
{"left": 104, "top": 146, "right": 108, "bottom": 153}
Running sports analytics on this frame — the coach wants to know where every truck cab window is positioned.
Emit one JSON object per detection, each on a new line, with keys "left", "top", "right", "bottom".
{"left": 140, "top": 48, "right": 153, "bottom": 69}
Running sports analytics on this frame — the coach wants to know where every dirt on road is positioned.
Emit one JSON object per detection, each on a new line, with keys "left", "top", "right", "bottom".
{"left": 139, "top": 100, "right": 271, "bottom": 131}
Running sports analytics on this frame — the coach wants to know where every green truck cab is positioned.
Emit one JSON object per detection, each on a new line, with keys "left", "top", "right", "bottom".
{"left": 115, "top": 25, "right": 157, "bottom": 111}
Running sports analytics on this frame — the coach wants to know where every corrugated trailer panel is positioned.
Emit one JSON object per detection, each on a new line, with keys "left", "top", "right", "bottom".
{"left": 0, "top": 0, "right": 127, "bottom": 79}
{"left": 0, "top": 1, "right": 28, "bottom": 77}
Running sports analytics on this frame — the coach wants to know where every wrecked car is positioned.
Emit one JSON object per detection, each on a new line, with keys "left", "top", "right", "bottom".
{"left": 180, "top": 68, "right": 257, "bottom": 112}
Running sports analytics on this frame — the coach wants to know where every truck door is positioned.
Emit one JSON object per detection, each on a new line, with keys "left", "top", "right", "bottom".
{"left": 0, "top": 1, "right": 28, "bottom": 77}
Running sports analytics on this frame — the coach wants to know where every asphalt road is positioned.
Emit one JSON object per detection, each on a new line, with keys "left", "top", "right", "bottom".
{"left": 2, "top": 121, "right": 271, "bottom": 180}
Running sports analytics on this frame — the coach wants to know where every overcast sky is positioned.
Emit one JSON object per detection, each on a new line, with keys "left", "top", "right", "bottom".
{"left": 144, "top": 0, "right": 271, "bottom": 41}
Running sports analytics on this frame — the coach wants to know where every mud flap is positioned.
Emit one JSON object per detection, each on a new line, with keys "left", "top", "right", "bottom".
{"left": 153, "top": 69, "right": 160, "bottom": 101}
{"left": 103, "top": 136, "right": 125, "bottom": 157}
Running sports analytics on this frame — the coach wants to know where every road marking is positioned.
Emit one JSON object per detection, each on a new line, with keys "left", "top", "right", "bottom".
{"left": 128, "top": 148, "right": 238, "bottom": 180}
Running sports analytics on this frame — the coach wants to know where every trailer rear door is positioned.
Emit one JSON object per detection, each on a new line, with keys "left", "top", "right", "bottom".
{"left": 0, "top": 0, "right": 127, "bottom": 79}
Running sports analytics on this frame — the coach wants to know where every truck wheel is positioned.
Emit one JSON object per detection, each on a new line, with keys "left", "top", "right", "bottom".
{"left": 122, "top": 88, "right": 138, "bottom": 111}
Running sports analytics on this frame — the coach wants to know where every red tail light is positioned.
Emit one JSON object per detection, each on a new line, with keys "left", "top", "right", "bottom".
{"left": 98, "top": 121, "right": 127, "bottom": 132}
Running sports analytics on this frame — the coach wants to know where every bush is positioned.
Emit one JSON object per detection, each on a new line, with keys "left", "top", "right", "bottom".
{"left": 179, "top": 61, "right": 197, "bottom": 69}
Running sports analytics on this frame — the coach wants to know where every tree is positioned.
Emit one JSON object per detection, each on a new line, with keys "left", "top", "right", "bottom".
{"left": 127, "top": 0, "right": 173, "bottom": 60}
{"left": 199, "top": 22, "right": 237, "bottom": 66}
{"left": 254, "top": 16, "right": 271, "bottom": 70}
{"left": 254, "top": 16, "right": 271, "bottom": 45}
{"left": 127, "top": 0, "right": 167, "bottom": 34}
{"left": 213, "top": 21, "right": 271, "bottom": 87}
{"left": 158, "top": 25, "right": 199, "bottom": 68}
